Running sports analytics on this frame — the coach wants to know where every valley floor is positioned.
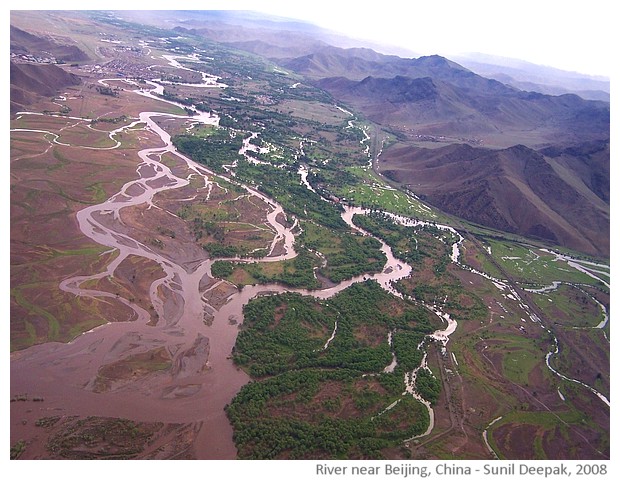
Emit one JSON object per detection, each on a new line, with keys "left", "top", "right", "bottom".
{"left": 9, "top": 11, "right": 610, "bottom": 463}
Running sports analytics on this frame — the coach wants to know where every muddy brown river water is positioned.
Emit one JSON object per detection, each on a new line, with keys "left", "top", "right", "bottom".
{"left": 10, "top": 78, "right": 425, "bottom": 458}
{"left": 14, "top": 57, "right": 609, "bottom": 460}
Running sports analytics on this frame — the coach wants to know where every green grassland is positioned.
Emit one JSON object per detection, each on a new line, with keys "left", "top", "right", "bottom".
{"left": 529, "top": 284, "right": 606, "bottom": 328}
{"left": 482, "top": 238, "right": 607, "bottom": 288}
{"left": 486, "top": 406, "right": 603, "bottom": 460}
{"left": 329, "top": 166, "right": 441, "bottom": 221}
{"left": 10, "top": 247, "right": 120, "bottom": 350}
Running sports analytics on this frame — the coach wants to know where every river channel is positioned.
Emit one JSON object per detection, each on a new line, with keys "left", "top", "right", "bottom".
{"left": 10, "top": 54, "right": 462, "bottom": 458}
{"left": 13, "top": 49, "right": 611, "bottom": 459}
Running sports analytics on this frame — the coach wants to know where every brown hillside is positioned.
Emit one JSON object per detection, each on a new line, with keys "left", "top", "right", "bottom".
{"left": 10, "top": 62, "right": 82, "bottom": 113}
{"left": 379, "top": 143, "right": 609, "bottom": 256}
{"left": 317, "top": 75, "right": 609, "bottom": 146}
{"left": 10, "top": 25, "right": 90, "bottom": 63}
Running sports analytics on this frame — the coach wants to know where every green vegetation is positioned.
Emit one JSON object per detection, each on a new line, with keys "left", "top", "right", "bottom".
{"left": 92, "top": 347, "right": 172, "bottom": 392}
{"left": 482, "top": 238, "right": 607, "bottom": 289}
{"left": 86, "top": 182, "right": 109, "bottom": 203}
{"left": 415, "top": 369, "right": 441, "bottom": 405}
{"left": 212, "top": 247, "right": 322, "bottom": 289}
{"left": 174, "top": 186, "right": 273, "bottom": 259}
{"left": 11, "top": 285, "right": 60, "bottom": 343}
{"left": 203, "top": 242, "right": 249, "bottom": 258}
{"left": 234, "top": 281, "right": 433, "bottom": 375}
{"left": 351, "top": 211, "right": 487, "bottom": 322}
{"left": 502, "top": 347, "right": 543, "bottom": 386}
{"left": 11, "top": 440, "right": 27, "bottom": 459}
{"left": 318, "top": 166, "right": 440, "bottom": 220}
{"left": 210, "top": 260, "right": 235, "bottom": 278}
{"left": 173, "top": 130, "right": 244, "bottom": 173}
{"left": 45, "top": 417, "right": 163, "bottom": 459}
{"left": 9, "top": 245, "right": 131, "bottom": 351}
{"left": 226, "top": 281, "right": 436, "bottom": 458}
{"left": 227, "top": 369, "right": 429, "bottom": 459}
{"left": 529, "top": 284, "right": 606, "bottom": 328}
{"left": 486, "top": 407, "right": 599, "bottom": 460}
{"left": 91, "top": 115, "right": 129, "bottom": 125}
{"left": 353, "top": 211, "right": 456, "bottom": 266}
{"left": 159, "top": 89, "right": 212, "bottom": 112}
{"left": 95, "top": 85, "right": 119, "bottom": 97}
{"left": 209, "top": 215, "right": 389, "bottom": 288}
{"left": 237, "top": 160, "right": 347, "bottom": 230}
{"left": 299, "top": 221, "right": 386, "bottom": 282}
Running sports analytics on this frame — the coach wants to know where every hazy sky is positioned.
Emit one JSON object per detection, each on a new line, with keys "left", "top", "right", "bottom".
{"left": 13, "top": 0, "right": 613, "bottom": 77}
{"left": 236, "top": 0, "right": 612, "bottom": 78}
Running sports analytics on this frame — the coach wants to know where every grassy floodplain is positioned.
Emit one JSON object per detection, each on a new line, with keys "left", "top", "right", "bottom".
{"left": 481, "top": 238, "right": 609, "bottom": 288}
{"left": 331, "top": 166, "right": 441, "bottom": 221}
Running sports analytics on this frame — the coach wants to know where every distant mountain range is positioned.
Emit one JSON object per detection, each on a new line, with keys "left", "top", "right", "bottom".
{"left": 313, "top": 66, "right": 609, "bottom": 144}
{"left": 156, "top": 10, "right": 609, "bottom": 102}
{"left": 10, "top": 10, "right": 609, "bottom": 257}
{"left": 452, "top": 53, "right": 610, "bottom": 102}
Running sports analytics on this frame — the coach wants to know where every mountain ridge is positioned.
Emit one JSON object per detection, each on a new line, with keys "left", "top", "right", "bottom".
{"left": 315, "top": 73, "right": 609, "bottom": 144}
{"left": 452, "top": 52, "right": 609, "bottom": 102}
{"left": 379, "top": 142, "right": 609, "bottom": 256}
{"left": 10, "top": 61, "right": 82, "bottom": 113}
{"left": 10, "top": 25, "right": 90, "bottom": 63}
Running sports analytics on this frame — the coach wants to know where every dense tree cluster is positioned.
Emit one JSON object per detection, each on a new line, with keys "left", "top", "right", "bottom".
{"left": 173, "top": 132, "right": 244, "bottom": 173}
{"left": 226, "top": 281, "right": 435, "bottom": 458}
{"left": 250, "top": 250, "right": 321, "bottom": 289}
{"left": 95, "top": 85, "right": 119, "bottom": 97}
{"left": 236, "top": 160, "right": 347, "bottom": 230}
{"left": 415, "top": 369, "right": 442, "bottom": 405}
{"left": 353, "top": 213, "right": 430, "bottom": 265}
{"left": 299, "top": 222, "right": 386, "bottom": 283}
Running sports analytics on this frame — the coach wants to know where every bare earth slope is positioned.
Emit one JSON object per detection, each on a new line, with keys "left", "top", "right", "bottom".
{"left": 316, "top": 74, "right": 610, "bottom": 144}
{"left": 10, "top": 61, "right": 82, "bottom": 113}
{"left": 10, "top": 25, "right": 90, "bottom": 62}
{"left": 379, "top": 142, "right": 609, "bottom": 256}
